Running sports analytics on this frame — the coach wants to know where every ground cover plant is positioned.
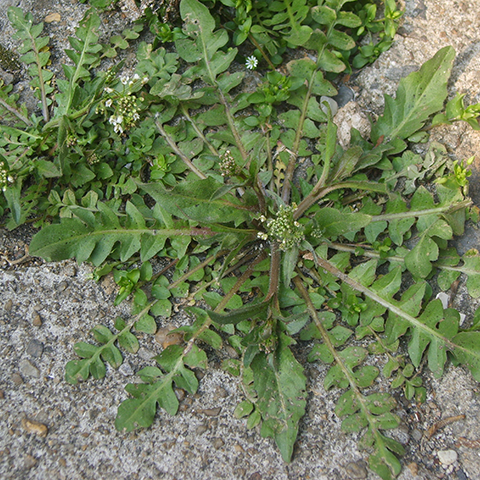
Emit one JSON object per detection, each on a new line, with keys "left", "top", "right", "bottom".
{"left": 2, "top": 0, "right": 480, "bottom": 478}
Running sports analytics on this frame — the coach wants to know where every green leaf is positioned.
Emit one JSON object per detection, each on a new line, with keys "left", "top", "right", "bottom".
{"left": 462, "top": 253, "right": 480, "bottom": 297}
{"left": 371, "top": 46, "right": 455, "bottom": 143}
{"left": 29, "top": 214, "right": 198, "bottom": 266}
{"left": 251, "top": 333, "right": 306, "bottom": 462}
{"left": 118, "top": 331, "right": 139, "bottom": 354}
{"left": 138, "top": 177, "right": 252, "bottom": 225}
{"left": 135, "top": 314, "right": 157, "bottom": 334}
{"left": 404, "top": 235, "right": 439, "bottom": 278}
{"left": 234, "top": 400, "right": 254, "bottom": 418}
{"left": 177, "top": 0, "right": 225, "bottom": 60}
{"left": 207, "top": 301, "right": 269, "bottom": 325}
{"left": 409, "top": 298, "right": 459, "bottom": 376}
{"left": 115, "top": 380, "right": 179, "bottom": 431}
{"left": 452, "top": 332, "right": 480, "bottom": 382}
{"left": 315, "top": 207, "right": 371, "bottom": 237}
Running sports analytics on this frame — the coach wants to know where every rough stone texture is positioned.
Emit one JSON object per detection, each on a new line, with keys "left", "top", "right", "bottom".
{"left": 1, "top": 0, "right": 480, "bottom": 479}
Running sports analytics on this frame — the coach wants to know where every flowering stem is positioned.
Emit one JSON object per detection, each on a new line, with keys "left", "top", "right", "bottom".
{"left": 247, "top": 34, "right": 275, "bottom": 70}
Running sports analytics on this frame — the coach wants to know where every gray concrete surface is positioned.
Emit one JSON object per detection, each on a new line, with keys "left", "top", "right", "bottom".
{"left": 2, "top": 0, "right": 480, "bottom": 479}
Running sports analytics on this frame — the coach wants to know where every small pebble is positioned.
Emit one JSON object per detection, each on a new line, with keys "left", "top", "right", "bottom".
{"left": 174, "top": 388, "right": 186, "bottom": 402}
{"left": 22, "top": 418, "right": 48, "bottom": 437}
{"left": 12, "top": 373, "right": 24, "bottom": 385}
{"left": 0, "top": 390, "right": 4, "bottom": 399}
{"left": 437, "top": 449, "right": 458, "bottom": 466}
{"left": 225, "top": 346, "right": 239, "bottom": 358}
{"left": 138, "top": 347, "right": 156, "bottom": 361}
{"left": 119, "top": 362, "right": 134, "bottom": 376}
{"left": 407, "top": 462, "right": 419, "bottom": 475}
{"left": 411, "top": 428, "right": 422, "bottom": 442}
{"left": 333, "top": 85, "right": 355, "bottom": 107}
{"left": 456, "top": 469, "right": 468, "bottom": 480}
{"left": 213, "top": 438, "right": 224, "bottom": 449}
{"left": 4, "top": 299, "right": 13, "bottom": 312}
{"left": 64, "top": 264, "right": 76, "bottom": 277}
{"left": 19, "top": 359, "right": 40, "bottom": 378}
{"left": 195, "top": 425, "right": 208, "bottom": 435}
{"left": 215, "top": 386, "right": 228, "bottom": 398}
{"left": 26, "top": 339, "right": 44, "bottom": 358}
{"left": 32, "top": 314, "right": 42, "bottom": 327}
{"left": 45, "top": 13, "right": 61, "bottom": 23}
{"left": 23, "top": 454, "right": 37, "bottom": 470}
{"left": 345, "top": 460, "right": 368, "bottom": 479}
{"left": 200, "top": 407, "right": 221, "bottom": 417}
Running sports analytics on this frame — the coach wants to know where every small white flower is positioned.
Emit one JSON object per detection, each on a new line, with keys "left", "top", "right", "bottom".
{"left": 108, "top": 115, "right": 124, "bottom": 134}
{"left": 259, "top": 215, "right": 267, "bottom": 223}
{"left": 257, "top": 232, "right": 268, "bottom": 240}
{"left": 120, "top": 74, "right": 129, "bottom": 85}
{"left": 245, "top": 55, "right": 258, "bottom": 70}
{"left": 105, "top": 99, "right": 113, "bottom": 107}
{"left": 104, "top": 87, "right": 114, "bottom": 94}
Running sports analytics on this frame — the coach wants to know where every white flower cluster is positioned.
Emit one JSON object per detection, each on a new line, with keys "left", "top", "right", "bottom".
{"left": 98, "top": 73, "right": 148, "bottom": 134}
{"left": 219, "top": 150, "right": 239, "bottom": 177}
{"left": 120, "top": 73, "right": 149, "bottom": 88}
{"left": 0, "top": 161, "right": 14, "bottom": 192}
{"left": 257, "top": 203, "right": 305, "bottom": 250}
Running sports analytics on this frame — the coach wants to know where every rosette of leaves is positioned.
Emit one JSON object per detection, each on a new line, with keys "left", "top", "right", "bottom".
{"left": 0, "top": 8, "right": 153, "bottom": 228}
{"left": 18, "top": 0, "right": 480, "bottom": 478}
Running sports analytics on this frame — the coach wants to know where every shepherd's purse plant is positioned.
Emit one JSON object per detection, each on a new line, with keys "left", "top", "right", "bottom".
{"left": 2, "top": 1, "right": 480, "bottom": 479}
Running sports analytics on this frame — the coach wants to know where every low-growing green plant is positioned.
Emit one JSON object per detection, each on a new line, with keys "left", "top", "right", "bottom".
{"left": 3, "top": 1, "right": 480, "bottom": 479}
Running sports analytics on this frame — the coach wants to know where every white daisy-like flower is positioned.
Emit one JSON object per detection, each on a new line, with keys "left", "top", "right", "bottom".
{"left": 245, "top": 55, "right": 258, "bottom": 70}
{"left": 105, "top": 99, "right": 113, "bottom": 108}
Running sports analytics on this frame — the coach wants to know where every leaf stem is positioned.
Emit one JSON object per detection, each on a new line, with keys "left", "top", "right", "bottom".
{"left": 183, "top": 251, "right": 267, "bottom": 355}
{"left": 0, "top": 97, "right": 32, "bottom": 125}
{"left": 370, "top": 200, "right": 472, "bottom": 222}
{"left": 310, "top": 254, "right": 457, "bottom": 351}
{"left": 293, "top": 275, "right": 394, "bottom": 465}
{"left": 281, "top": 69, "right": 315, "bottom": 203}
{"left": 247, "top": 33, "right": 275, "bottom": 70}
{"left": 180, "top": 105, "right": 219, "bottom": 156}
{"left": 294, "top": 181, "right": 388, "bottom": 219}
{"left": 154, "top": 119, "right": 207, "bottom": 179}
